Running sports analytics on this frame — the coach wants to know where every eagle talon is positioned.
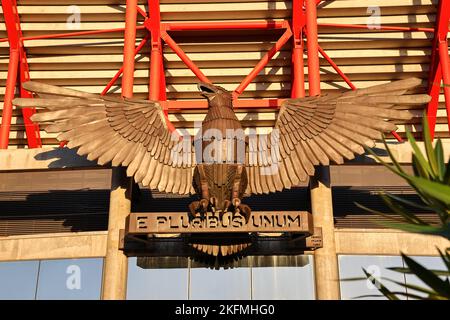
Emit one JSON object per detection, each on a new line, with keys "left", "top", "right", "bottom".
{"left": 200, "top": 199, "right": 209, "bottom": 211}
{"left": 209, "top": 197, "right": 218, "bottom": 212}
{"left": 188, "top": 201, "right": 201, "bottom": 219}
{"left": 221, "top": 200, "right": 231, "bottom": 216}
{"left": 236, "top": 204, "right": 251, "bottom": 223}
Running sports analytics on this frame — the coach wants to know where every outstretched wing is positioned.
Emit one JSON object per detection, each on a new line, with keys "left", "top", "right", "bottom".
{"left": 13, "top": 82, "right": 195, "bottom": 194}
{"left": 245, "top": 77, "right": 431, "bottom": 195}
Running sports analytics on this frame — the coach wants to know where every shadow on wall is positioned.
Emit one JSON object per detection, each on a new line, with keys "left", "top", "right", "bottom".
{"left": 0, "top": 189, "right": 110, "bottom": 236}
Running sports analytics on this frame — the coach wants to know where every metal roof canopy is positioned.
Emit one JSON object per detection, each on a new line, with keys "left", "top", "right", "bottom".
{"left": 0, "top": 0, "right": 449, "bottom": 149}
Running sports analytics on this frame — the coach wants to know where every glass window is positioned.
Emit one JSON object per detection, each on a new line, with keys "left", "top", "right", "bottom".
{"left": 190, "top": 267, "right": 252, "bottom": 300}
{"left": 403, "top": 255, "right": 447, "bottom": 299}
{"left": 36, "top": 258, "right": 103, "bottom": 300}
{"left": 252, "top": 255, "right": 315, "bottom": 300}
{"left": 127, "top": 257, "right": 189, "bottom": 300}
{"left": 0, "top": 260, "right": 39, "bottom": 300}
{"left": 339, "top": 255, "right": 407, "bottom": 300}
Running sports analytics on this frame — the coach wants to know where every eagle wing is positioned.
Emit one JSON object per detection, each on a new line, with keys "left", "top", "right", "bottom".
{"left": 245, "top": 77, "right": 431, "bottom": 195}
{"left": 13, "top": 82, "right": 195, "bottom": 195}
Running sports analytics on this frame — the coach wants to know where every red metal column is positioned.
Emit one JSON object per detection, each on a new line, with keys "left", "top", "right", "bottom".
{"left": 0, "top": 50, "right": 19, "bottom": 149}
{"left": 305, "top": 0, "right": 320, "bottom": 96}
{"left": 439, "top": 39, "right": 450, "bottom": 132}
{"left": 1, "top": 0, "right": 41, "bottom": 149}
{"left": 233, "top": 25, "right": 292, "bottom": 98}
{"left": 122, "top": 0, "right": 138, "bottom": 98}
{"left": 318, "top": 45, "right": 356, "bottom": 90}
{"left": 291, "top": 0, "right": 306, "bottom": 98}
{"left": 148, "top": 0, "right": 175, "bottom": 131}
{"left": 161, "top": 31, "right": 211, "bottom": 83}
{"left": 148, "top": 0, "right": 166, "bottom": 101}
{"left": 102, "top": 36, "right": 149, "bottom": 96}
{"left": 426, "top": 0, "right": 450, "bottom": 139}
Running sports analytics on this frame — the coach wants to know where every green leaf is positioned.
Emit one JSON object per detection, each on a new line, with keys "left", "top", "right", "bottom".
{"left": 406, "top": 128, "right": 432, "bottom": 179}
{"left": 402, "top": 254, "right": 450, "bottom": 298}
{"left": 380, "top": 193, "right": 428, "bottom": 225}
{"left": 444, "top": 160, "right": 450, "bottom": 185}
{"left": 362, "top": 269, "right": 400, "bottom": 300}
{"left": 405, "top": 176, "right": 450, "bottom": 205}
{"left": 374, "top": 221, "right": 450, "bottom": 237}
{"left": 437, "top": 248, "right": 450, "bottom": 272}
{"left": 383, "top": 192, "right": 431, "bottom": 212}
{"left": 383, "top": 276, "right": 445, "bottom": 297}
{"left": 381, "top": 137, "right": 406, "bottom": 174}
{"left": 388, "top": 267, "right": 450, "bottom": 277}
{"left": 354, "top": 202, "right": 410, "bottom": 223}
{"left": 364, "top": 145, "right": 404, "bottom": 178}
{"left": 422, "top": 116, "right": 439, "bottom": 178}
{"left": 355, "top": 203, "right": 450, "bottom": 237}
{"left": 412, "top": 155, "right": 432, "bottom": 180}
{"left": 351, "top": 294, "right": 386, "bottom": 299}
{"left": 435, "top": 139, "right": 446, "bottom": 180}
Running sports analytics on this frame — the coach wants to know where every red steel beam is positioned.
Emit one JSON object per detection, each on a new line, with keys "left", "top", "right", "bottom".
{"left": 426, "top": 0, "right": 450, "bottom": 139}
{"left": 136, "top": 5, "right": 147, "bottom": 18}
{"left": 19, "top": 47, "right": 42, "bottom": 148}
{"left": 161, "top": 31, "right": 211, "bottom": 83}
{"left": 163, "top": 21, "right": 287, "bottom": 31}
{"left": 427, "top": 62, "right": 443, "bottom": 139}
{"left": 318, "top": 19, "right": 403, "bottom": 141}
{"left": 1, "top": 0, "right": 41, "bottom": 149}
{"left": 148, "top": 0, "right": 175, "bottom": 132}
{"left": 148, "top": 0, "right": 165, "bottom": 101}
{"left": 20, "top": 26, "right": 146, "bottom": 42}
{"left": 318, "top": 45, "right": 356, "bottom": 90}
{"left": 438, "top": 39, "right": 450, "bottom": 133}
{"left": 0, "top": 50, "right": 19, "bottom": 149}
{"left": 101, "top": 36, "right": 149, "bottom": 96}
{"left": 161, "top": 99, "right": 285, "bottom": 110}
{"left": 234, "top": 26, "right": 293, "bottom": 97}
{"left": 291, "top": 0, "right": 306, "bottom": 98}
{"left": 305, "top": 0, "right": 320, "bottom": 96}
{"left": 318, "top": 23, "right": 436, "bottom": 33}
{"left": 122, "top": 0, "right": 138, "bottom": 99}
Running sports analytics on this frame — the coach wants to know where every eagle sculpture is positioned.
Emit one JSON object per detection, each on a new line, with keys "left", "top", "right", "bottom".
{"left": 13, "top": 78, "right": 430, "bottom": 258}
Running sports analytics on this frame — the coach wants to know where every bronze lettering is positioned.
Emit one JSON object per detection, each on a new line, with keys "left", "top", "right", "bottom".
{"left": 180, "top": 215, "right": 189, "bottom": 228}
{"left": 128, "top": 211, "right": 313, "bottom": 234}
{"left": 232, "top": 215, "right": 245, "bottom": 228}
{"left": 262, "top": 215, "right": 272, "bottom": 227}
{"left": 191, "top": 217, "right": 203, "bottom": 228}
{"left": 169, "top": 216, "right": 179, "bottom": 229}
{"left": 137, "top": 216, "right": 148, "bottom": 229}
{"left": 207, "top": 216, "right": 219, "bottom": 228}
{"left": 287, "top": 214, "right": 301, "bottom": 227}
{"left": 251, "top": 215, "right": 260, "bottom": 227}
{"left": 275, "top": 214, "right": 284, "bottom": 227}
{"left": 156, "top": 216, "right": 167, "bottom": 226}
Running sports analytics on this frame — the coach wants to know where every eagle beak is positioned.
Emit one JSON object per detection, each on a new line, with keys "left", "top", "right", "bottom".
{"left": 198, "top": 82, "right": 216, "bottom": 97}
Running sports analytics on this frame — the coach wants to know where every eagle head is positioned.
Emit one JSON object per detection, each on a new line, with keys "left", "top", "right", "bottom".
{"left": 198, "top": 82, "right": 233, "bottom": 108}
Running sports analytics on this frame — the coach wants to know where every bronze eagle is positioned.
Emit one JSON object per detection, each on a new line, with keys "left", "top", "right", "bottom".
{"left": 13, "top": 78, "right": 429, "bottom": 257}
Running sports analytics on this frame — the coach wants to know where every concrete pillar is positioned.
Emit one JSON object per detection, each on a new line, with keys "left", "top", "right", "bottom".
{"left": 310, "top": 166, "right": 340, "bottom": 300}
{"left": 102, "top": 167, "right": 132, "bottom": 300}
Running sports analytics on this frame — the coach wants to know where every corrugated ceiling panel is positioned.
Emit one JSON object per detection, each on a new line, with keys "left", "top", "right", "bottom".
{"left": 0, "top": 0, "right": 448, "bottom": 148}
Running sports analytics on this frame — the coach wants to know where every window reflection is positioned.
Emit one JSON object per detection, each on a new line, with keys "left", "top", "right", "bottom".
{"left": 403, "top": 255, "right": 447, "bottom": 299}
{"left": 0, "top": 260, "right": 39, "bottom": 300}
{"left": 127, "top": 257, "right": 189, "bottom": 300}
{"left": 339, "top": 255, "right": 407, "bottom": 300}
{"left": 126, "top": 255, "right": 315, "bottom": 300}
{"left": 190, "top": 266, "right": 252, "bottom": 300}
{"left": 252, "top": 255, "right": 315, "bottom": 300}
{"left": 36, "top": 258, "right": 103, "bottom": 300}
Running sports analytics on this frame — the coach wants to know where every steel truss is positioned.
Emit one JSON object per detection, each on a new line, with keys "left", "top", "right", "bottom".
{"left": 1, "top": 0, "right": 449, "bottom": 148}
